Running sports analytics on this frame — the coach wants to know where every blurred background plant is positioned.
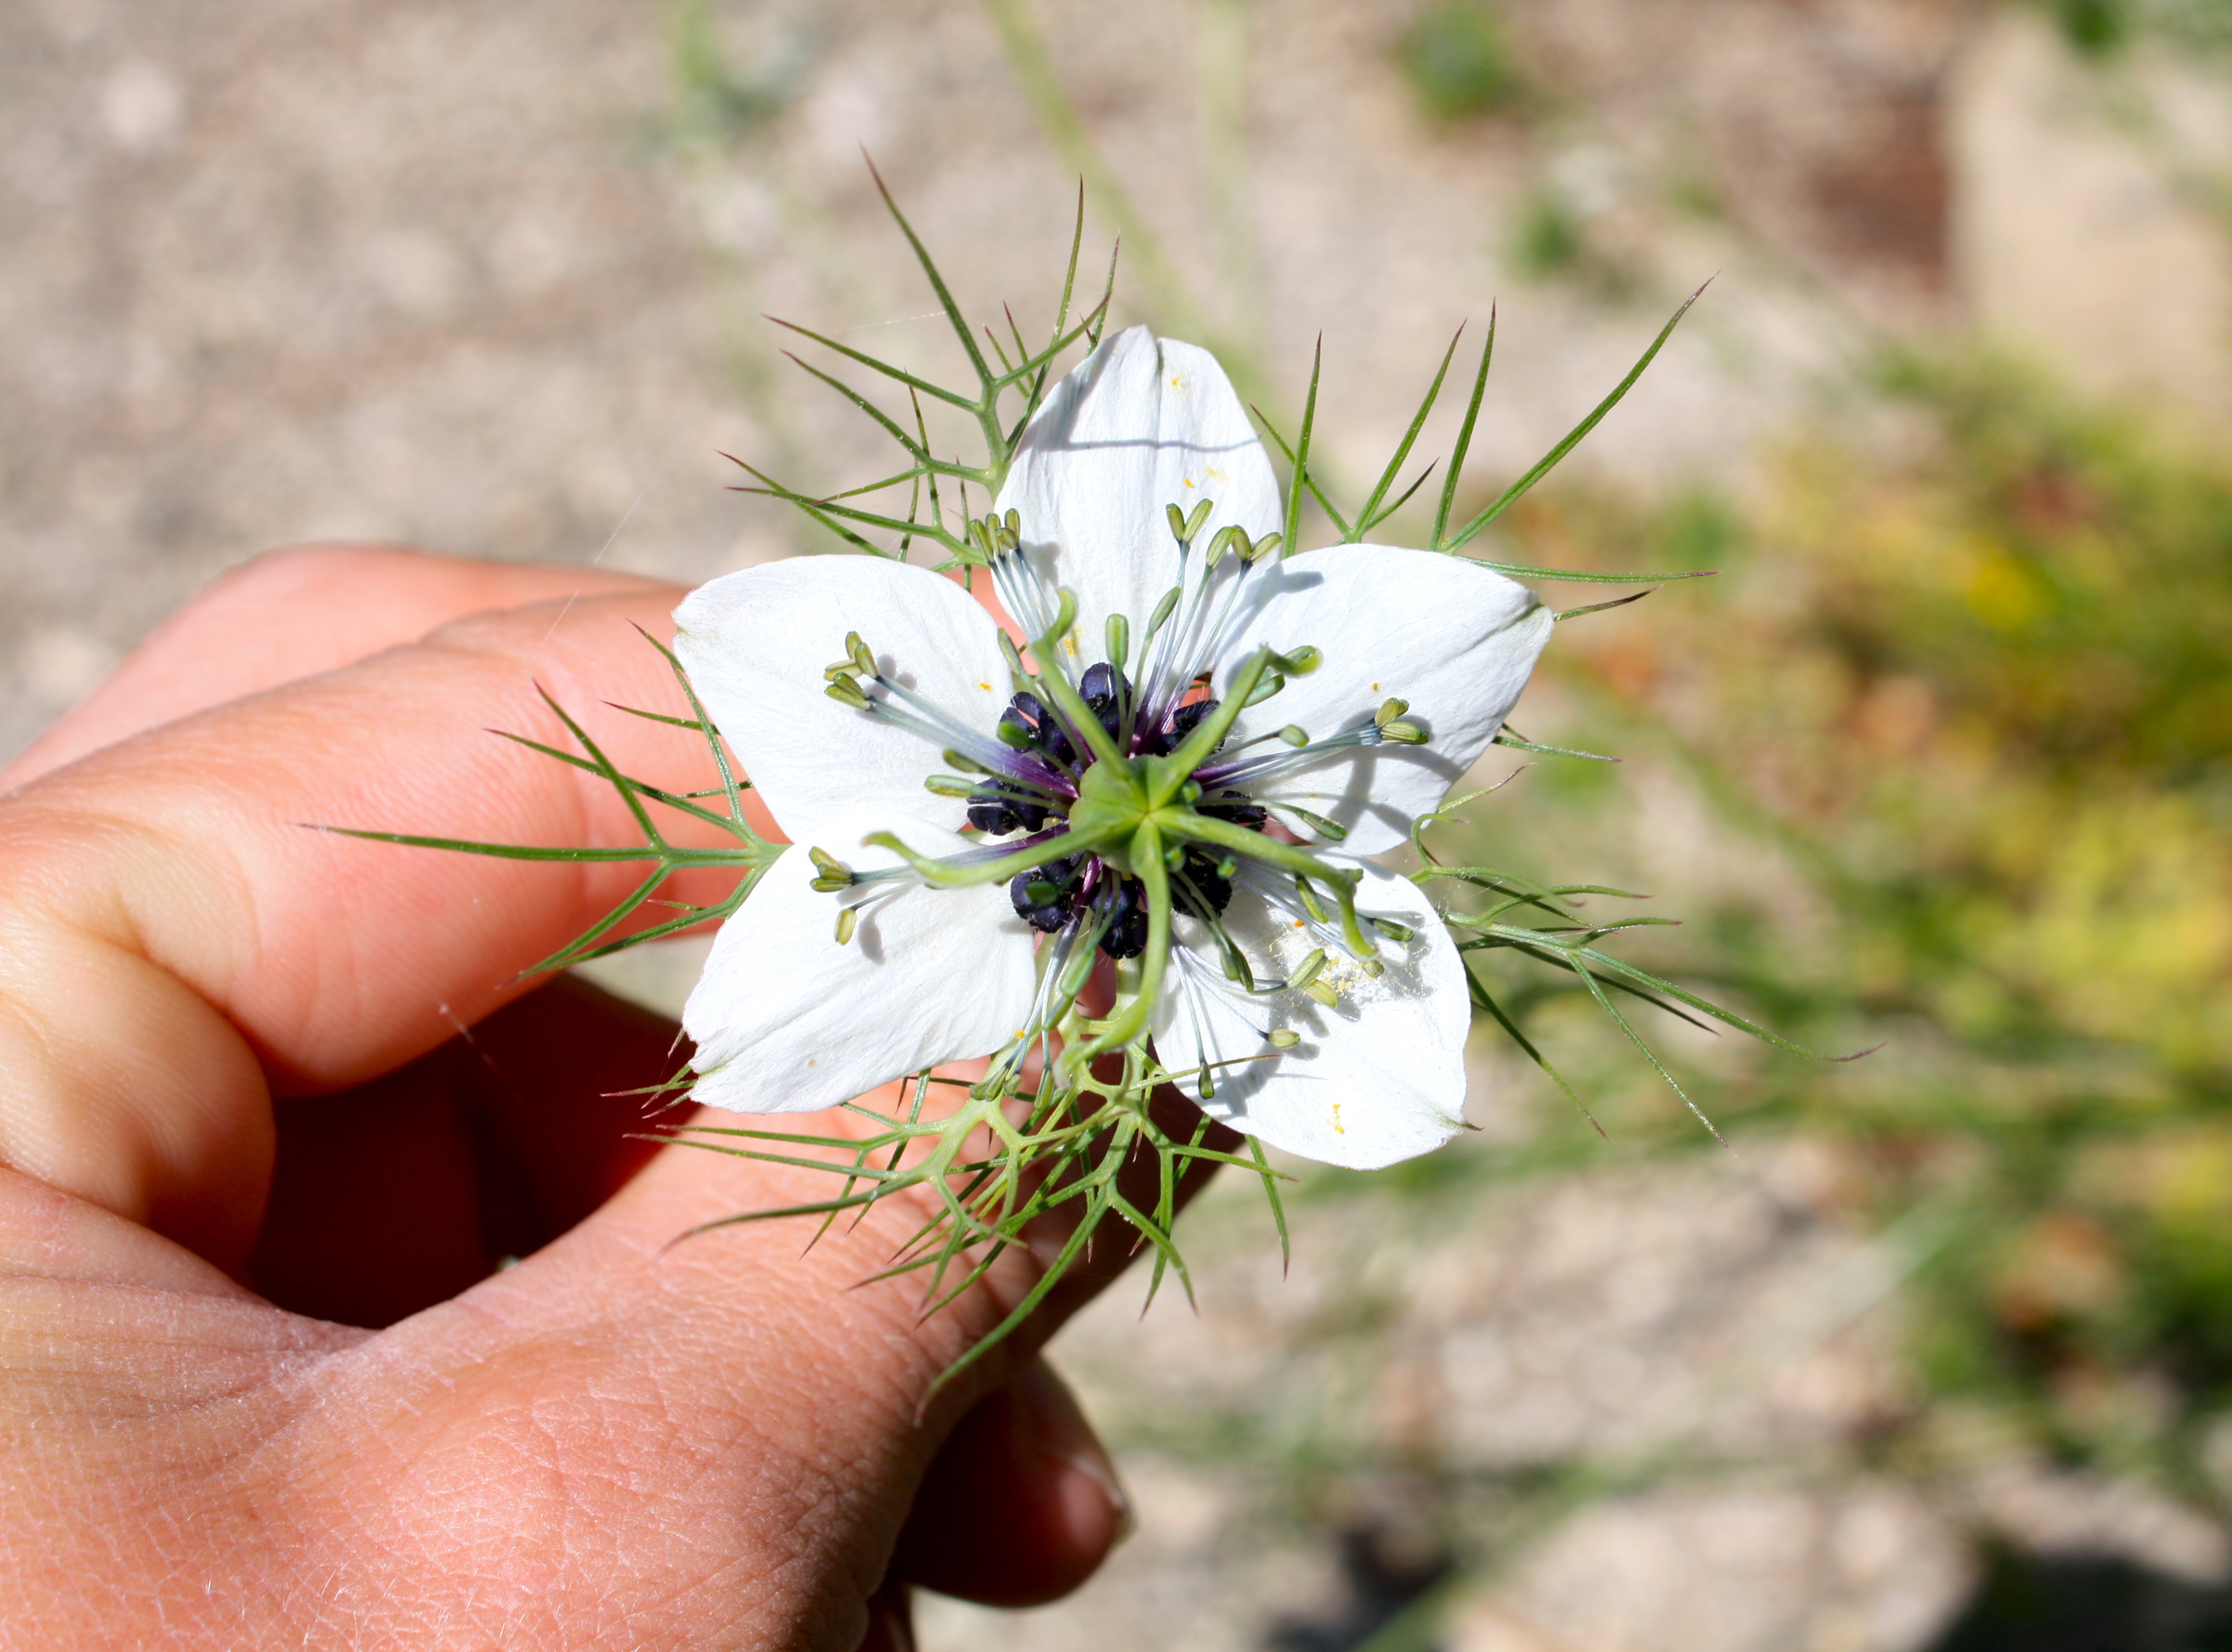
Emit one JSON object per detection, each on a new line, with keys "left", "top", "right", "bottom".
{"left": 8, "top": 0, "right": 2232, "bottom": 1646}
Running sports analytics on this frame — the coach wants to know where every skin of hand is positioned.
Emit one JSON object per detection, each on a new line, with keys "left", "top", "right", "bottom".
{"left": 0, "top": 544, "right": 1169, "bottom": 1651}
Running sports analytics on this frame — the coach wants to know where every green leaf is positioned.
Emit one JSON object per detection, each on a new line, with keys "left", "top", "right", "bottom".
{"left": 1284, "top": 336, "right": 1325, "bottom": 555}
{"left": 308, "top": 825, "right": 685, "bottom": 864}
{"left": 534, "top": 681, "right": 663, "bottom": 847}
{"left": 1491, "top": 730, "right": 1620, "bottom": 763}
{"left": 1468, "top": 968, "right": 1605, "bottom": 1137}
{"left": 1433, "top": 303, "right": 1495, "bottom": 550}
{"left": 1248, "top": 1135, "right": 1292, "bottom": 1271}
{"left": 1255, "top": 404, "right": 1353, "bottom": 543}
{"left": 1443, "top": 283, "right": 1708, "bottom": 553}
{"left": 1355, "top": 324, "right": 1465, "bottom": 537}
{"left": 762, "top": 314, "right": 978, "bottom": 410}
{"left": 863, "top": 153, "right": 997, "bottom": 394}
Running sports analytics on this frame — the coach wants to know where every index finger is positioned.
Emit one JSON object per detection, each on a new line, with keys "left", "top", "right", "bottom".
{"left": 0, "top": 584, "right": 755, "bottom": 1259}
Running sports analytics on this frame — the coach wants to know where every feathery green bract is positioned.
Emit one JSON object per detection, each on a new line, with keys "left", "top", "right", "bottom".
{"left": 732, "top": 172, "right": 1114, "bottom": 578}
{"left": 309, "top": 630, "right": 780, "bottom": 978}
{"left": 1257, "top": 285, "right": 1720, "bottom": 585}
{"left": 1405, "top": 790, "right": 1848, "bottom": 1149}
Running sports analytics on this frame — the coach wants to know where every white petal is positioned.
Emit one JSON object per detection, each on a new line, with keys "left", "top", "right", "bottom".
{"left": 683, "top": 810, "right": 1040, "bottom": 1114}
{"left": 994, "top": 326, "right": 1281, "bottom": 671}
{"left": 1151, "top": 858, "right": 1470, "bottom": 1169}
{"left": 1212, "top": 544, "right": 1553, "bottom": 855}
{"left": 673, "top": 557, "right": 1012, "bottom": 842}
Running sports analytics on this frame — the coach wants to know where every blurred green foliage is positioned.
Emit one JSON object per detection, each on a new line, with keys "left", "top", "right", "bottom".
{"left": 1456, "top": 349, "right": 2232, "bottom": 1494}
{"left": 664, "top": 0, "right": 789, "bottom": 148}
{"left": 1508, "top": 190, "right": 1585, "bottom": 279}
{"left": 2049, "top": 0, "right": 2130, "bottom": 54}
{"left": 1396, "top": 1, "right": 1526, "bottom": 121}
{"left": 2034, "top": 0, "right": 2232, "bottom": 55}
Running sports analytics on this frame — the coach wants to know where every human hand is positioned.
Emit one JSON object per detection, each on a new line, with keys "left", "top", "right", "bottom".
{"left": 0, "top": 545, "right": 1144, "bottom": 1650}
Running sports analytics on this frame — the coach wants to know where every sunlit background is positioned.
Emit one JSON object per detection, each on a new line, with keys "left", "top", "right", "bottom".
{"left": 8, "top": 1, "right": 2232, "bottom": 1646}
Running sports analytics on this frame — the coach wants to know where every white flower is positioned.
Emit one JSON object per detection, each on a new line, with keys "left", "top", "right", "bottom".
{"left": 671, "top": 326, "right": 1553, "bottom": 1169}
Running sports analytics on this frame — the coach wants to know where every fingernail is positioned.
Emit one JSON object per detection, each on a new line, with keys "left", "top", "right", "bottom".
{"left": 1015, "top": 1357, "right": 1133, "bottom": 1547}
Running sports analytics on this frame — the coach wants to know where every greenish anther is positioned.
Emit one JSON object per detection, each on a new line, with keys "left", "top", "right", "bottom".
{"left": 1167, "top": 497, "right": 1213, "bottom": 545}
{"left": 1146, "top": 586, "right": 1182, "bottom": 635}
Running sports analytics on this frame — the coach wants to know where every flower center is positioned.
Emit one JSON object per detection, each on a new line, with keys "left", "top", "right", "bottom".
{"left": 825, "top": 538, "right": 1396, "bottom": 1087}
{"left": 963, "top": 662, "right": 1267, "bottom": 959}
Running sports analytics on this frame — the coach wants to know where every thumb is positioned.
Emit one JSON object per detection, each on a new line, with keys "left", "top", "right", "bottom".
{"left": 281, "top": 1100, "right": 1060, "bottom": 1651}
